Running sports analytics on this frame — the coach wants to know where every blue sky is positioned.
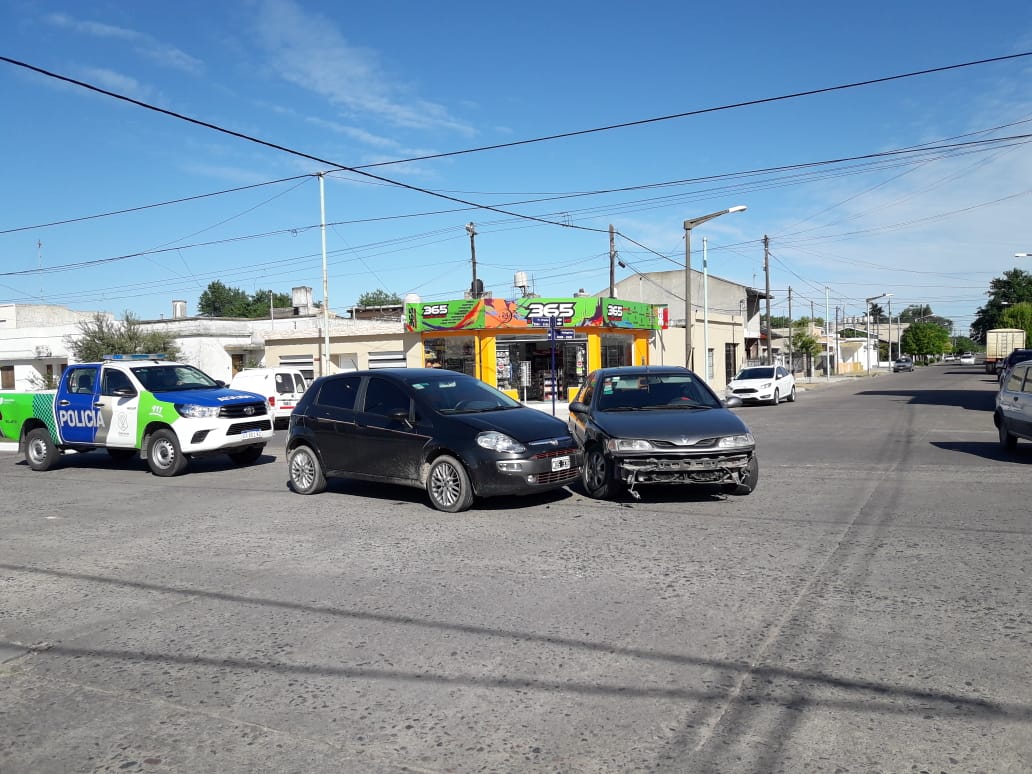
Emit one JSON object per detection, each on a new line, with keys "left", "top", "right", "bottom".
{"left": 2, "top": 0, "right": 1031, "bottom": 335}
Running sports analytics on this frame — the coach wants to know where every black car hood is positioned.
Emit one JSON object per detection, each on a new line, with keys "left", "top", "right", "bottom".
{"left": 591, "top": 407, "right": 751, "bottom": 443}
{"left": 451, "top": 406, "right": 570, "bottom": 442}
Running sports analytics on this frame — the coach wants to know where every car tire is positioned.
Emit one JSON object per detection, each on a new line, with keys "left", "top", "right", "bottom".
{"left": 998, "top": 419, "right": 1018, "bottom": 451}
{"left": 787, "top": 385, "right": 797, "bottom": 402}
{"left": 25, "top": 427, "right": 59, "bottom": 471}
{"left": 426, "top": 455, "right": 474, "bottom": 512}
{"left": 723, "top": 455, "right": 759, "bottom": 496}
{"left": 582, "top": 446, "right": 620, "bottom": 500}
{"left": 288, "top": 445, "right": 326, "bottom": 495}
{"left": 771, "top": 388, "right": 780, "bottom": 406}
{"left": 147, "top": 429, "right": 188, "bottom": 477}
{"left": 228, "top": 445, "right": 265, "bottom": 465}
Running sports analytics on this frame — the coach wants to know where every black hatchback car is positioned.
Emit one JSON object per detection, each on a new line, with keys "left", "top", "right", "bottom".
{"left": 568, "top": 366, "right": 756, "bottom": 500}
{"left": 285, "top": 368, "right": 582, "bottom": 512}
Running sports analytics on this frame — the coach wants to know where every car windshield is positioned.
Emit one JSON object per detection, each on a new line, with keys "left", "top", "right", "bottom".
{"left": 596, "top": 374, "right": 721, "bottom": 411}
{"left": 131, "top": 364, "right": 219, "bottom": 392}
{"left": 734, "top": 367, "right": 774, "bottom": 381}
{"left": 406, "top": 373, "right": 522, "bottom": 414}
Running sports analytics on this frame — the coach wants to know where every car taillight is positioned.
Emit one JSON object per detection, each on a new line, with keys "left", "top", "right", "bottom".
{"left": 268, "top": 396, "right": 276, "bottom": 407}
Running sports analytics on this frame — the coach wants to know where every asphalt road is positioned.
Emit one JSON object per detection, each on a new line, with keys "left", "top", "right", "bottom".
{"left": 1, "top": 363, "right": 1029, "bottom": 773}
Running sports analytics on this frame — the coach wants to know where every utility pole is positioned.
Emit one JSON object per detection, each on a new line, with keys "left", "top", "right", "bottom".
{"left": 787, "top": 285, "right": 793, "bottom": 369}
{"left": 318, "top": 173, "right": 330, "bottom": 377}
{"left": 825, "top": 287, "right": 831, "bottom": 381}
{"left": 763, "top": 235, "right": 772, "bottom": 365}
{"left": 465, "top": 222, "right": 479, "bottom": 298}
{"left": 810, "top": 298, "right": 816, "bottom": 379}
{"left": 609, "top": 224, "right": 616, "bottom": 297}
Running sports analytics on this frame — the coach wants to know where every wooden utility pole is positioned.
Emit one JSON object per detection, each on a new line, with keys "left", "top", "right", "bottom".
{"left": 763, "top": 235, "right": 772, "bottom": 365}
{"left": 609, "top": 224, "right": 616, "bottom": 297}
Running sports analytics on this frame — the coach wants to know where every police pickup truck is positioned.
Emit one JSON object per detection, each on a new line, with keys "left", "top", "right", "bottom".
{"left": 0, "top": 355, "right": 273, "bottom": 476}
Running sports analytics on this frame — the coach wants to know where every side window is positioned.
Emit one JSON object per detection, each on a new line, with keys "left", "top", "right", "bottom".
{"left": 294, "top": 374, "right": 307, "bottom": 393}
{"left": 578, "top": 372, "right": 597, "bottom": 405}
{"left": 1006, "top": 367, "right": 1025, "bottom": 393}
{"left": 363, "top": 378, "right": 411, "bottom": 417}
{"left": 274, "top": 373, "right": 292, "bottom": 394}
{"left": 317, "top": 376, "right": 361, "bottom": 410}
{"left": 101, "top": 369, "right": 134, "bottom": 396}
{"left": 66, "top": 367, "right": 96, "bottom": 395}
{"left": 1020, "top": 368, "right": 1032, "bottom": 394}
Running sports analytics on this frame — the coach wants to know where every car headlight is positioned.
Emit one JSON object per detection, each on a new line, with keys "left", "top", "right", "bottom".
{"left": 175, "top": 403, "right": 220, "bottom": 419}
{"left": 476, "top": 431, "right": 526, "bottom": 453}
{"left": 607, "top": 438, "right": 655, "bottom": 452}
{"left": 759, "top": 382, "right": 772, "bottom": 389}
{"left": 717, "top": 433, "right": 755, "bottom": 449}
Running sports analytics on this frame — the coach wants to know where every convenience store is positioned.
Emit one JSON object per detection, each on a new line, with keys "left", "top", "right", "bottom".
{"left": 406, "top": 296, "right": 667, "bottom": 402}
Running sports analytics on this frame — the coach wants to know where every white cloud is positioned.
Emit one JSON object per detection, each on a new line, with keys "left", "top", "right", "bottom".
{"left": 79, "top": 67, "right": 152, "bottom": 101}
{"left": 254, "top": 0, "right": 473, "bottom": 136}
{"left": 44, "top": 12, "right": 203, "bottom": 75}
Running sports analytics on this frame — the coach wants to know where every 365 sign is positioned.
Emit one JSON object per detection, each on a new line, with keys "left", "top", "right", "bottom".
{"left": 525, "top": 301, "right": 576, "bottom": 321}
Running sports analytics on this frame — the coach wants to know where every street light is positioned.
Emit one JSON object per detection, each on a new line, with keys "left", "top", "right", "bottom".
{"left": 1017, "top": 253, "right": 1032, "bottom": 258}
{"left": 865, "top": 293, "right": 889, "bottom": 374}
{"left": 683, "top": 205, "right": 747, "bottom": 370}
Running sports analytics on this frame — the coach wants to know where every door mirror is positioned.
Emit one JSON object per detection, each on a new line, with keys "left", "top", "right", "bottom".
{"left": 569, "top": 401, "right": 589, "bottom": 415}
{"left": 723, "top": 396, "right": 743, "bottom": 408}
{"left": 388, "top": 407, "right": 412, "bottom": 425}
{"left": 112, "top": 387, "right": 137, "bottom": 398}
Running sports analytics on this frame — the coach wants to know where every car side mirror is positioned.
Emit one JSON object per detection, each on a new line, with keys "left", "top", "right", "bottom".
{"left": 388, "top": 407, "right": 412, "bottom": 425}
{"left": 112, "top": 387, "right": 137, "bottom": 398}
{"left": 723, "top": 396, "right": 743, "bottom": 408}
{"left": 215, "top": 380, "right": 226, "bottom": 388}
{"left": 569, "top": 401, "right": 589, "bottom": 415}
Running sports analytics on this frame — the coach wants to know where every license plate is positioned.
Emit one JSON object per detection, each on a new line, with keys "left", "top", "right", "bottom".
{"left": 241, "top": 430, "right": 261, "bottom": 439}
{"left": 551, "top": 456, "right": 571, "bottom": 471}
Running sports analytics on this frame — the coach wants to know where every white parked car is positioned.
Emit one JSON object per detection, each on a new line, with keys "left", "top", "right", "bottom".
{"left": 959, "top": 353, "right": 976, "bottom": 365}
{"left": 726, "top": 365, "right": 796, "bottom": 405}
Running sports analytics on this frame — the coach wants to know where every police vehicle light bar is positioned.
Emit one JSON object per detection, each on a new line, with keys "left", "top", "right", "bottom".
{"left": 103, "top": 353, "right": 167, "bottom": 361}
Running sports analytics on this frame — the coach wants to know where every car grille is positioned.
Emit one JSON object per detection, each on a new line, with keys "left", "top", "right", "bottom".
{"left": 649, "top": 438, "right": 719, "bottom": 449}
{"left": 731, "top": 388, "right": 758, "bottom": 395}
{"left": 531, "top": 446, "right": 579, "bottom": 459}
{"left": 227, "top": 419, "right": 273, "bottom": 435}
{"left": 220, "top": 402, "right": 268, "bottom": 419}
{"left": 536, "top": 467, "right": 580, "bottom": 485}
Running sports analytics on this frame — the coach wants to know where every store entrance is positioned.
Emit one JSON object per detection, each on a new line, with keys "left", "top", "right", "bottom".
{"left": 495, "top": 336, "right": 588, "bottom": 402}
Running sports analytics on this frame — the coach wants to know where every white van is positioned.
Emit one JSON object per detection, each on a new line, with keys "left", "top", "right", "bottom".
{"left": 229, "top": 368, "right": 308, "bottom": 426}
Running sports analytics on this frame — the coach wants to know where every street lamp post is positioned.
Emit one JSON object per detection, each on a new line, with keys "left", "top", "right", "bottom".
{"left": 865, "top": 293, "right": 889, "bottom": 374}
{"left": 683, "top": 205, "right": 747, "bottom": 370}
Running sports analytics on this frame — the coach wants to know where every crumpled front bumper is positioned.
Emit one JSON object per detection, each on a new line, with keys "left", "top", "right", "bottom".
{"left": 614, "top": 452, "right": 753, "bottom": 485}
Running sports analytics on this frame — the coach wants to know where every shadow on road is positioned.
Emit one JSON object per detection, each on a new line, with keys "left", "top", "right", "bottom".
{"left": 931, "top": 440, "right": 1032, "bottom": 463}
{"left": 856, "top": 389, "right": 995, "bottom": 411}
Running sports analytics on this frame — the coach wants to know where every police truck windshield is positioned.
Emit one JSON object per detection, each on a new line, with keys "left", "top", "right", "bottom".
{"left": 131, "top": 365, "right": 219, "bottom": 392}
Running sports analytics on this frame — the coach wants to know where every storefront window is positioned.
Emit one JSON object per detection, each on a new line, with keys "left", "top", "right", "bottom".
{"left": 424, "top": 337, "right": 475, "bottom": 376}
{"left": 495, "top": 336, "right": 586, "bottom": 402}
{"left": 601, "top": 334, "right": 633, "bottom": 368}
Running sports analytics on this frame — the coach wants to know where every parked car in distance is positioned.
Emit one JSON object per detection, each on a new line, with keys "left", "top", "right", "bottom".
{"left": 568, "top": 366, "right": 757, "bottom": 500}
{"left": 942, "top": 354, "right": 956, "bottom": 362}
{"left": 892, "top": 357, "right": 914, "bottom": 372}
{"left": 959, "top": 352, "right": 976, "bottom": 365}
{"left": 995, "top": 348, "right": 1032, "bottom": 385}
{"left": 726, "top": 364, "right": 796, "bottom": 405}
{"left": 285, "top": 368, "right": 582, "bottom": 512}
{"left": 230, "top": 367, "right": 308, "bottom": 427}
{"left": 994, "top": 358, "right": 1032, "bottom": 449}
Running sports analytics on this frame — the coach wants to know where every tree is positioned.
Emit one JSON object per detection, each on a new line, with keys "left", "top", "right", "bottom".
{"left": 953, "top": 335, "right": 978, "bottom": 354}
{"left": 791, "top": 319, "right": 821, "bottom": 376}
{"left": 999, "top": 301, "right": 1032, "bottom": 341}
{"left": 197, "top": 281, "right": 292, "bottom": 318}
{"left": 356, "top": 289, "right": 402, "bottom": 307}
{"left": 869, "top": 303, "right": 887, "bottom": 324}
{"left": 198, "top": 281, "right": 250, "bottom": 317}
{"left": 899, "top": 304, "right": 952, "bottom": 331}
{"left": 971, "top": 269, "right": 1032, "bottom": 341}
{"left": 66, "top": 313, "right": 182, "bottom": 363}
{"left": 899, "top": 321, "right": 949, "bottom": 359}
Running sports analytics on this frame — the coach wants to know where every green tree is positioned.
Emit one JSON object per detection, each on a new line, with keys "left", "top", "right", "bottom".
{"left": 899, "top": 304, "right": 952, "bottom": 331}
{"left": 999, "top": 301, "right": 1032, "bottom": 341}
{"left": 356, "top": 289, "right": 402, "bottom": 307}
{"left": 900, "top": 321, "right": 949, "bottom": 359}
{"left": 66, "top": 313, "right": 182, "bottom": 363}
{"left": 952, "top": 335, "right": 978, "bottom": 354}
{"left": 792, "top": 319, "right": 822, "bottom": 376}
{"left": 869, "top": 303, "right": 887, "bottom": 324}
{"left": 971, "top": 269, "right": 1032, "bottom": 341}
{"left": 198, "top": 282, "right": 293, "bottom": 318}
{"left": 198, "top": 281, "right": 250, "bottom": 317}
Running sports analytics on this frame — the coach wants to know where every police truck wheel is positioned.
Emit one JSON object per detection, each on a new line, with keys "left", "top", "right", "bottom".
{"left": 148, "top": 429, "right": 188, "bottom": 477}
{"left": 25, "top": 428, "right": 58, "bottom": 471}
